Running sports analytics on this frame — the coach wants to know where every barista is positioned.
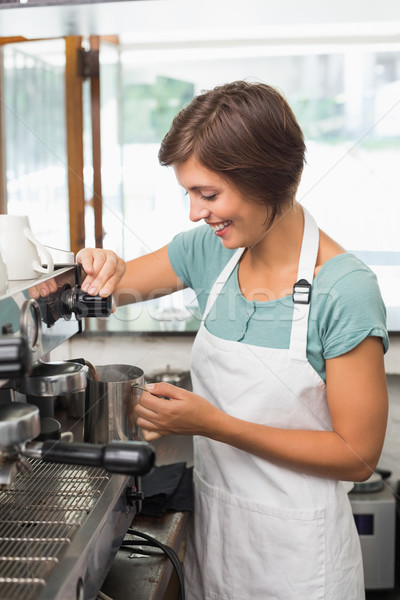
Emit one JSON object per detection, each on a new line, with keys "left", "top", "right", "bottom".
{"left": 76, "top": 81, "right": 389, "bottom": 600}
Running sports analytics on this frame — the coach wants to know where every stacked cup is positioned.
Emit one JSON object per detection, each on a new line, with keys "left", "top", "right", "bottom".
{"left": 0, "top": 215, "right": 54, "bottom": 282}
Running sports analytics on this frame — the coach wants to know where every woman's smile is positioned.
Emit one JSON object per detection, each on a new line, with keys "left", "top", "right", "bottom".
{"left": 207, "top": 220, "right": 233, "bottom": 236}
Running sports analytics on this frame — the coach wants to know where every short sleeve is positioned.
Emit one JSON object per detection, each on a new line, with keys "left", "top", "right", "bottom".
{"left": 168, "top": 230, "right": 194, "bottom": 288}
{"left": 316, "top": 266, "right": 389, "bottom": 359}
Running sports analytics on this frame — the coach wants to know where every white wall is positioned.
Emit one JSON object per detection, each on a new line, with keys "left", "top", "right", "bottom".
{"left": 2, "top": 0, "right": 400, "bottom": 40}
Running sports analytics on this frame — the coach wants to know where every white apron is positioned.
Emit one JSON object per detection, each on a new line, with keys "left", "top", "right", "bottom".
{"left": 185, "top": 208, "right": 364, "bottom": 600}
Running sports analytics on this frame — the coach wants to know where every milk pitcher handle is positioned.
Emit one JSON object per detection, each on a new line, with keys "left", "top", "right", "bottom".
{"left": 23, "top": 227, "right": 54, "bottom": 275}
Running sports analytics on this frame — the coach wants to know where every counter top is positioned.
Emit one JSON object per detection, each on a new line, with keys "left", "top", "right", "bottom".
{"left": 99, "top": 511, "right": 191, "bottom": 600}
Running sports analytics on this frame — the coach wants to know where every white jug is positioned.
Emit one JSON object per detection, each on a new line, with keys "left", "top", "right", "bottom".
{"left": 0, "top": 215, "right": 54, "bottom": 280}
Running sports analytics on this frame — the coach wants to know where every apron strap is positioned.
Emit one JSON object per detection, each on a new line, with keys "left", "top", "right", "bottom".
{"left": 289, "top": 207, "right": 320, "bottom": 358}
{"left": 202, "top": 247, "right": 245, "bottom": 321}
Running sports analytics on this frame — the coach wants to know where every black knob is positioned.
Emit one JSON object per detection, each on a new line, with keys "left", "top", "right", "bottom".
{"left": 0, "top": 336, "right": 32, "bottom": 379}
{"left": 71, "top": 286, "right": 113, "bottom": 319}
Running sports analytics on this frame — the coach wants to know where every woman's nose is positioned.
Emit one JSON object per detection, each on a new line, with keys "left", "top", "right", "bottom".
{"left": 189, "top": 198, "right": 210, "bottom": 222}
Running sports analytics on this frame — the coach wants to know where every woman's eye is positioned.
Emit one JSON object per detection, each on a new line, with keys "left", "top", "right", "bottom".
{"left": 201, "top": 193, "right": 217, "bottom": 201}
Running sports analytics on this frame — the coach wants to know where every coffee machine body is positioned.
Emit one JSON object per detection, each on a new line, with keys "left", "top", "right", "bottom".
{"left": 0, "top": 265, "right": 154, "bottom": 600}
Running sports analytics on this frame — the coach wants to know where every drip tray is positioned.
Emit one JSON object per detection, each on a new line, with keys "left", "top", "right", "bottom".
{"left": 0, "top": 459, "right": 135, "bottom": 600}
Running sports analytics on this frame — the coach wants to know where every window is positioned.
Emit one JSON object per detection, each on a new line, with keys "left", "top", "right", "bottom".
{"left": 1, "top": 8, "right": 399, "bottom": 333}
{"left": 100, "top": 36, "right": 400, "bottom": 332}
{"left": 1, "top": 39, "right": 69, "bottom": 250}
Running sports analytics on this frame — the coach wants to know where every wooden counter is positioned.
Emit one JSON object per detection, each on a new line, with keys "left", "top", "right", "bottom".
{"left": 99, "top": 511, "right": 192, "bottom": 600}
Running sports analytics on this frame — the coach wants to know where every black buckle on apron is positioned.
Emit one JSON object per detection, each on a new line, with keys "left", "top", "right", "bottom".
{"left": 292, "top": 279, "right": 312, "bottom": 304}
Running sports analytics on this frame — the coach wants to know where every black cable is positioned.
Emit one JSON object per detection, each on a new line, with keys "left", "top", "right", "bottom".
{"left": 121, "top": 538, "right": 185, "bottom": 600}
{"left": 121, "top": 539, "right": 184, "bottom": 583}
{"left": 123, "top": 533, "right": 185, "bottom": 598}
{"left": 128, "top": 528, "right": 184, "bottom": 579}
{"left": 121, "top": 540, "right": 184, "bottom": 589}
{"left": 121, "top": 528, "right": 185, "bottom": 600}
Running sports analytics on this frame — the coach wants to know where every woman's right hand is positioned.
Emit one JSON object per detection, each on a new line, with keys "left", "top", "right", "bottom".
{"left": 76, "top": 248, "right": 126, "bottom": 298}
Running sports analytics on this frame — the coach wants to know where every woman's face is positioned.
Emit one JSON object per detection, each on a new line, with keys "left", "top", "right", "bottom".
{"left": 174, "top": 156, "right": 269, "bottom": 250}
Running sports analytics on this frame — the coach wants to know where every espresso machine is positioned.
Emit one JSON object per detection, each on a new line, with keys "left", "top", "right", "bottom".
{"left": 0, "top": 263, "right": 155, "bottom": 600}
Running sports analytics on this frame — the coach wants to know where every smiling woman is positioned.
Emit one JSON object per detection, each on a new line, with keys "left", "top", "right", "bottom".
{"left": 76, "top": 79, "right": 389, "bottom": 600}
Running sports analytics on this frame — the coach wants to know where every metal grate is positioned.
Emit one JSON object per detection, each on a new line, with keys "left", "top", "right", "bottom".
{"left": 0, "top": 459, "right": 110, "bottom": 600}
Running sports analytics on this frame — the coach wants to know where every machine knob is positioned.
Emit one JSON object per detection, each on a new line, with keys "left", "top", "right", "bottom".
{"left": 71, "top": 286, "right": 113, "bottom": 319}
{"left": 0, "top": 336, "right": 32, "bottom": 379}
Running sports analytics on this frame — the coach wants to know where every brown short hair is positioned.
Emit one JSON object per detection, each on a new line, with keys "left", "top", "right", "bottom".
{"left": 158, "top": 80, "right": 306, "bottom": 225}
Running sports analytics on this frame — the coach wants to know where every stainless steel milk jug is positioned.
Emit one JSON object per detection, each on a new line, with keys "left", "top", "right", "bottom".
{"left": 84, "top": 364, "right": 144, "bottom": 444}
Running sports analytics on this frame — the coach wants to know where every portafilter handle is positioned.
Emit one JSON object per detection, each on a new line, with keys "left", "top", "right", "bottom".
{"left": 23, "top": 440, "right": 155, "bottom": 476}
{"left": 67, "top": 286, "right": 113, "bottom": 319}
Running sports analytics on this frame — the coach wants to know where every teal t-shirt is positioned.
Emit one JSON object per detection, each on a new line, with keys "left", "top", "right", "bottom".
{"left": 168, "top": 225, "right": 389, "bottom": 382}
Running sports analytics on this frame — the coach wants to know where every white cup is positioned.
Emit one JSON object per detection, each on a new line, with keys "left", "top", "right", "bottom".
{"left": 0, "top": 215, "right": 54, "bottom": 280}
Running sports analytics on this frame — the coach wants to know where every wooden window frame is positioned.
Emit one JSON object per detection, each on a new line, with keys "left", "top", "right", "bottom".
{"left": 0, "top": 35, "right": 106, "bottom": 254}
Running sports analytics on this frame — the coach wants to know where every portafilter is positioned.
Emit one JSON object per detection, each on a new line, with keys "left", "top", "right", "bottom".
{"left": 0, "top": 399, "right": 154, "bottom": 489}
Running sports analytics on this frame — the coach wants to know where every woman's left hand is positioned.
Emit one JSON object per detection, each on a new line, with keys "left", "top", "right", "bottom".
{"left": 28, "top": 277, "right": 58, "bottom": 299}
{"left": 135, "top": 382, "right": 220, "bottom": 439}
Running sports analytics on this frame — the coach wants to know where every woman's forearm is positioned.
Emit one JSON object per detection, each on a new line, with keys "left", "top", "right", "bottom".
{"left": 206, "top": 411, "right": 378, "bottom": 482}
{"left": 115, "top": 246, "right": 185, "bottom": 306}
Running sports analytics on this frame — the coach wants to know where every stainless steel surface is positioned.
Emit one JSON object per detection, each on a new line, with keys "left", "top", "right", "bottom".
{"left": 18, "top": 361, "right": 88, "bottom": 397}
{"left": 0, "top": 267, "right": 81, "bottom": 371}
{"left": 0, "top": 402, "right": 40, "bottom": 447}
{"left": 56, "top": 360, "right": 96, "bottom": 420}
{"left": 0, "top": 269, "right": 142, "bottom": 599}
{"left": 20, "top": 299, "right": 42, "bottom": 352}
{"left": 0, "top": 458, "right": 135, "bottom": 600}
{"left": 0, "top": 456, "right": 33, "bottom": 490}
{"left": 21, "top": 441, "right": 42, "bottom": 459}
{"left": 133, "top": 384, "right": 148, "bottom": 393}
{"left": 84, "top": 364, "right": 144, "bottom": 444}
